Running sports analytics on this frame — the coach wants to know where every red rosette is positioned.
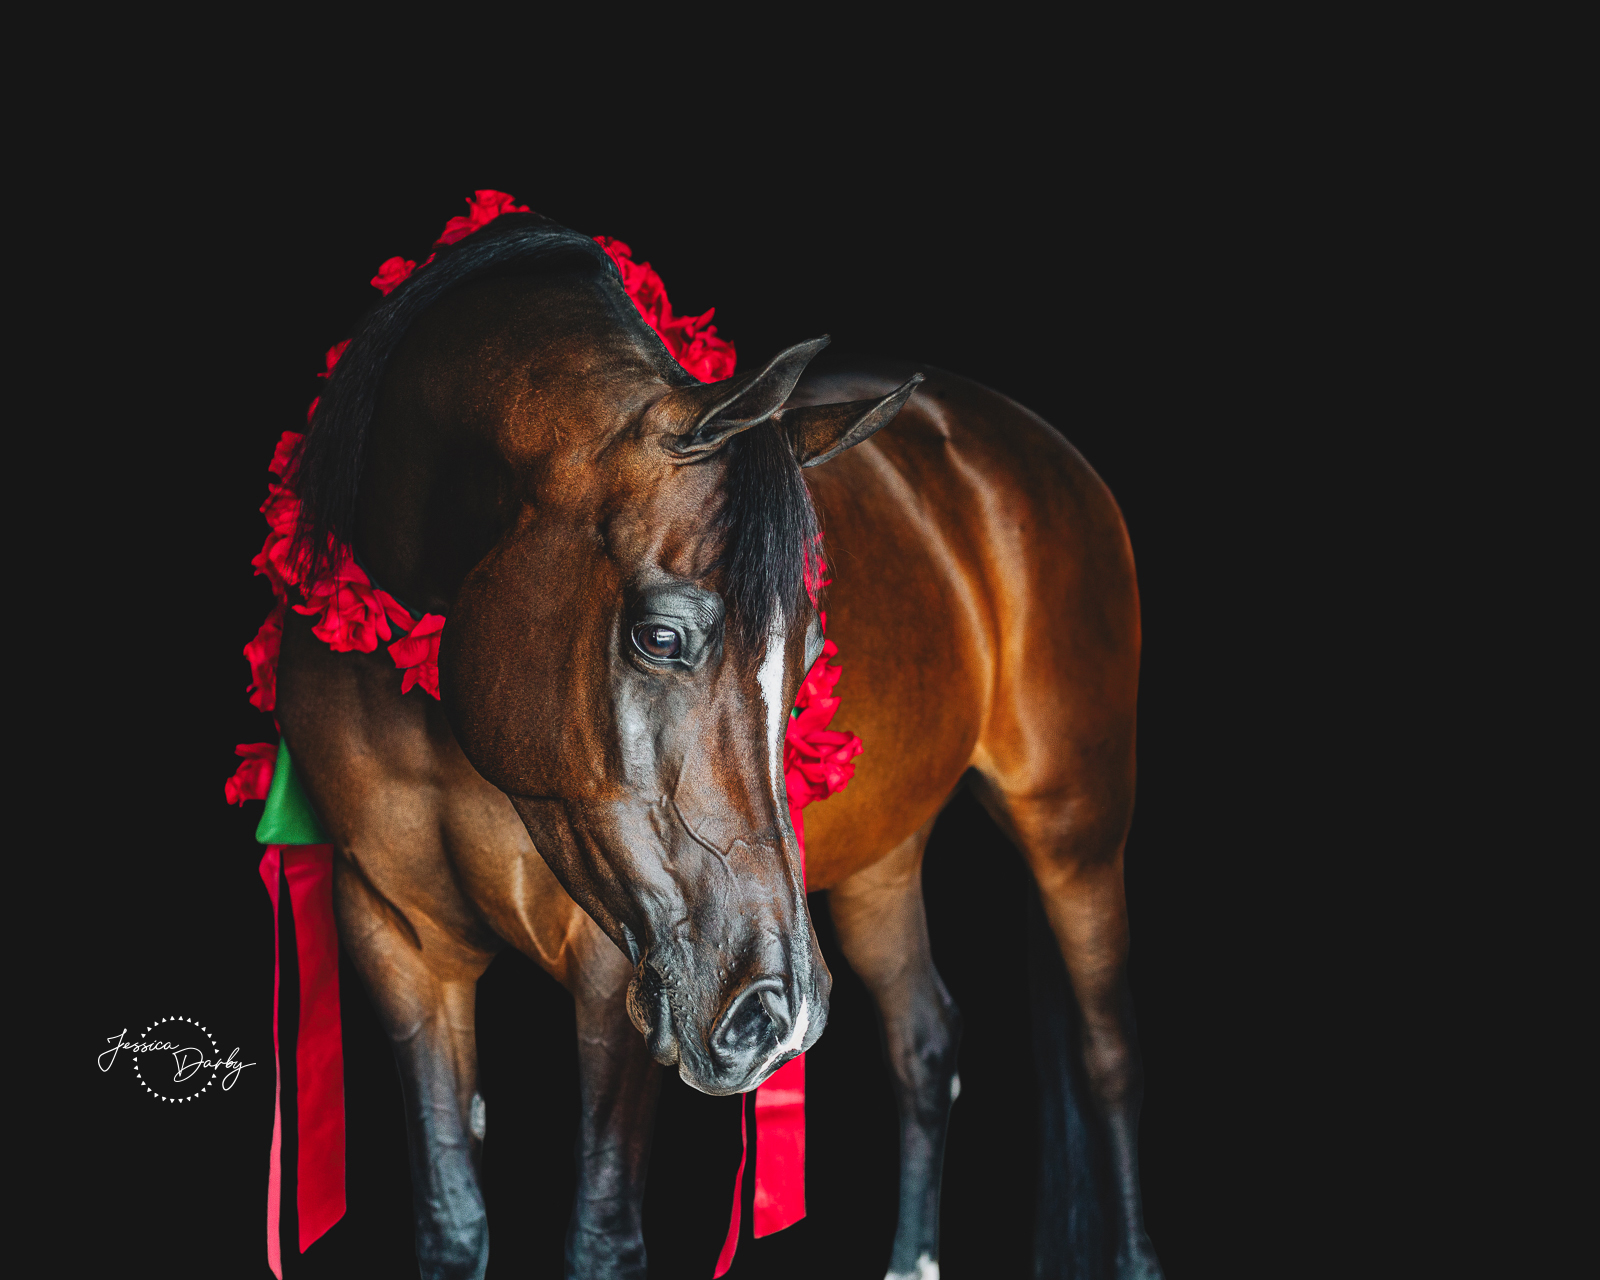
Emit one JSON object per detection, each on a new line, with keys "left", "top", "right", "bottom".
{"left": 370, "top": 256, "right": 416, "bottom": 295}
{"left": 245, "top": 601, "right": 285, "bottom": 712}
{"left": 388, "top": 613, "right": 445, "bottom": 699}
{"left": 225, "top": 742, "right": 277, "bottom": 806}
{"left": 435, "top": 190, "right": 530, "bottom": 246}
{"left": 317, "top": 340, "right": 349, "bottom": 379}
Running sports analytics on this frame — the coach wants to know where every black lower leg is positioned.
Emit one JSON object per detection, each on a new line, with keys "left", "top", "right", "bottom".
{"left": 1028, "top": 883, "right": 1112, "bottom": 1279}
{"left": 565, "top": 955, "right": 661, "bottom": 1280}
{"left": 883, "top": 979, "right": 963, "bottom": 1279}
{"left": 1027, "top": 884, "right": 1161, "bottom": 1280}
{"left": 393, "top": 1032, "right": 490, "bottom": 1280}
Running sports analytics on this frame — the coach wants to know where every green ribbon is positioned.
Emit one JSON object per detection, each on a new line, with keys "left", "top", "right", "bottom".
{"left": 255, "top": 737, "right": 331, "bottom": 846}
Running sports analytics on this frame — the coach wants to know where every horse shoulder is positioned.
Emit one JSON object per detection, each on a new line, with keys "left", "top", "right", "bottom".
{"left": 275, "top": 612, "right": 589, "bottom": 984}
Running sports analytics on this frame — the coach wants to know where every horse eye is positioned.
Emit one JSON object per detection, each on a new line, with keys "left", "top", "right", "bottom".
{"left": 632, "top": 623, "right": 682, "bottom": 661}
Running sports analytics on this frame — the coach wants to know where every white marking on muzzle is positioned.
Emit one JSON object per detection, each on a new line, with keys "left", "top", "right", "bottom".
{"left": 754, "top": 999, "right": 811, "bottom": 1083}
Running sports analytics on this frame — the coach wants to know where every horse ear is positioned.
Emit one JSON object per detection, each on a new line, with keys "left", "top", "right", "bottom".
{"left": 779, "top": 373, "right": 924, "bottom": 469}
{"left": 657, "top": 337, "right": 831, "bottom": 460}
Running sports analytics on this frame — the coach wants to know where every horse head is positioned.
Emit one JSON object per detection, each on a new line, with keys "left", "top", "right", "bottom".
{"left": 294, "top": 214, "right": 919, "bottom": 1094}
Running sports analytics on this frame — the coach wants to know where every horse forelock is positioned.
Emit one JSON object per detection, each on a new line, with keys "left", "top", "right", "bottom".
{"left": 714, "top": 420, "right": 820, "bottom": 651}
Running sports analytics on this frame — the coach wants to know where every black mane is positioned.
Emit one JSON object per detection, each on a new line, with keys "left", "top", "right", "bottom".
{"left": 290, "top": 211, "right": 817, "bottom": 646}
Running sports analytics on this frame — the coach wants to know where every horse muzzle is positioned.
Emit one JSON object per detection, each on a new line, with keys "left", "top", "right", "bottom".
{"left": 627, "top": 952, "right": 829, "bottom": 1095}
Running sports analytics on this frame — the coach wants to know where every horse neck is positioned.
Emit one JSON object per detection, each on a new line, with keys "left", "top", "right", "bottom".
{"left": 351, "top": 277, "right": 680, "bottom": 616}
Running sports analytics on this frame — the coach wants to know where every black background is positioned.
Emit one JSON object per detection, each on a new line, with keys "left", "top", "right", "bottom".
{"left": 63, "top": 98, "right": 1388, "bottom": 1278}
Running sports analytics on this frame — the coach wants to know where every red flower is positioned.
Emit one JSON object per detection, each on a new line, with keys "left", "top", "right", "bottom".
{"left": 371, "top": 256, "right": 416, "bottom": 295}
{"left": 260, "top": 481, "right": 300, "bottom": 536}
{"left": 245, "top": 601, "right": 285, "bottom": 711}
{"left": 376, "top": 590, "right": 415, "bottom": 634}
{"left": 254, "top": 481, "right": 304, "bottom": 591}
{"left": 435, "top": 190, "right": 531, "bottom": 246}
{"left": 293, "top": 554, "right": 411, "bottom": 654}
{"left": 269, "top": 431, "right": 302, "bottom": 479}
{"left": 595, "top": 236, "right": 737, "bottom": 382}
{"left": 318, "top": 340, "right": 350, "bottom": 378}
{"left": 389, "top": 613, "right": 444, "bottom": 699}
{"left": 782, "top": 639, "right": 862, "bottom": 811}
{"left": 803, "top": 535, "right": 830, "bottom": 607}
{"left": 225, "top": 742, "right": 277, "bottom": 806}
{"left": 306, "top": 395, "right": 319, "bottom": 424}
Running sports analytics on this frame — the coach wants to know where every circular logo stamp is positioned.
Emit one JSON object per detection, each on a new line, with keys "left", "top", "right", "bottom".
{"left": 130, "top": 1016, "right": 220, "bottom": 1103}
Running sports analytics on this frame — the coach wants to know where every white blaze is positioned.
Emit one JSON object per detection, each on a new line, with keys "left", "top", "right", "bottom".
{"left": 756, "top": 613, "right": 789, "bottom": 799}
{"left": 752, "top": 608, "right": 811, "bottom": 1078}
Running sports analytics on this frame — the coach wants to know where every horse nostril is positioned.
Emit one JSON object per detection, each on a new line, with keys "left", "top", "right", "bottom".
{"left": 757, "top": 984, "right": 793, "bottom": 1040}
{"left": 716, "top": 979, "right": 788, "bottom": 1059}
{"left": 627, "top": 961, "right": 680, "bottom": 1066}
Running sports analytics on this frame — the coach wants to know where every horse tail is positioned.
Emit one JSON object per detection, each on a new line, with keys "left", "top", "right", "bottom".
{"left": 1027, "top": 881, "right": 1114, "bottom": 1279}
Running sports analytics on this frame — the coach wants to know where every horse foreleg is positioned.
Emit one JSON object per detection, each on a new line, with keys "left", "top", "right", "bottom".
{"left": 564, "top": 913, "right": 662, "bottom": 1280}
{"left": 336, "top": 859, "right": 493, "bottom": 1280}
{"left": 829, "top": 821, "right": 963, "bottom": 1280}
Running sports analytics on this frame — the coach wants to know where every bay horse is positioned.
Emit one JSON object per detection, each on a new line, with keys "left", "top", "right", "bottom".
{"left": 275, "top": 211, "right": 1161, "bottom": 1279}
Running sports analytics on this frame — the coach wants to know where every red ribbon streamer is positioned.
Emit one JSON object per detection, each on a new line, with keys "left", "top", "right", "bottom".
{"left": 260, "top": 845, "right": 347, "bottom": 1277}
{"left": 713, "top": 798, "right": 811, "bottom": 1275}
{"left": 713, "top": 1092, "right": 750, "bottom": 1278}
{"left": 754, "top": 1054, "right": 807, "bottom": 1237}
